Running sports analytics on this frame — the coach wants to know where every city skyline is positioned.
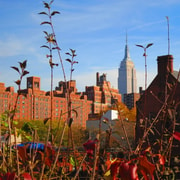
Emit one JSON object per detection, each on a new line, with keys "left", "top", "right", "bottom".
{"left": 0, "top": 0, "right": 180, "bottom": 92}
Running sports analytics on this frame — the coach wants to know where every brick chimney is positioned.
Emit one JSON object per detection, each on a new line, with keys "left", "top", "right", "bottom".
{"left": 157, "top": 55, "right": 173, "bottom": 75}
{"left": 96, "top": 72, "right": 99, "bottom": 86}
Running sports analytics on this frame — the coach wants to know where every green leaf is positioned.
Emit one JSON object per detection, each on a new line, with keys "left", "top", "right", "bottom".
{"left": 3, "top": 122, "right": 9, "bottom": 127}
{"left": 26, "top": 135, "right": 32, "bottom": 141}
{"left": 13, "top": 121, "right": 18, "bottom": 125}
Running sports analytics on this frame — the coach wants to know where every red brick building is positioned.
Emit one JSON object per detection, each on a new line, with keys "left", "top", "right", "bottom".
{"left": 84, "top": 72, "right": 121, "bottom": 119}
{"left": 135, "top": 55, "right": 180, "bottom": 155}
{"left": 123, "top": 92, "right": 140, "bottom": 109}
{"left": 0, "top": 77, "right": 92, "bottom": 128}
{"left": 0, "top": 73, "right": 122, "bottom": 128}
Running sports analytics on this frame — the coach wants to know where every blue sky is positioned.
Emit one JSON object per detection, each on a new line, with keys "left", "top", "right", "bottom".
{"left": 0, "top": 0, "right": 180, "bottom": 92}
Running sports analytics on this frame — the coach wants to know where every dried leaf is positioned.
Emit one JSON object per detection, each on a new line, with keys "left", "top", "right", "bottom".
{"left": 52, "top": 46, "right": 61, "bottom": 50}
{"left": 73, "top": 61, "right": 78, "bottom": 64}
{"left": 51, "top": 11, "right": 60, "bottom": 16}
{"left": 65, "top": 58, "right": 72, "bottom": 63}
{"left": 39, "top": 12, "right": 48, "bottom": 16}
{"left": 22, "top": 70, "right": 29, "bottom": 76}
{"left": 11, "top": 66, "right": 20, "bottom": 73}
{"left": 68, "top": 118, "right": 73, "bottom": 127}
{"left": 43, "top": 31, "right": 48, "bottom": 36}
{"left": 136, "top": 44, "right": 144, "bottom": 48}
{"left": 15, "top": 80, "right": 21, "bottom": 85}
{"left": 49, "top": 0, "right": 54, "bottom": 5}
{"left": 72, "top": 109, "right": 78, "bottom": 117}
{"left": 43, "top": 2, "right": 50, "bottom": 9}
{"left": 44, "top": 117, "right": 50, "bottom": 125}
{"left": 70, "top": 48, "right": 76, "bottom": 54}
{"left": 146, "top": 43, "right": 153, "bottom": 48}
{"left": 40, "top": 21, "right": 52, "bottom": 25}
{"left": 65, "top": 52, "right": 71, "bottom": 56}
{"left": 41, "top": 45, "right": 50, "bottom": 49}
{"left": 23, "top": 60, "right": 27, "bottom": 68}
{"left": 167, "top": 108, "right": 174, "bottom": 120}
{"left": 18, "top": 60, "right": 27, "bottom": 69}
{"left": 149, "top": 128, "right": 154, "bottom": 135}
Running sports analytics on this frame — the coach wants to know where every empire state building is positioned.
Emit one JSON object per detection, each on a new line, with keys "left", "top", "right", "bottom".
{"left": 118, "top": 40, "right": 137, "bottom": 98}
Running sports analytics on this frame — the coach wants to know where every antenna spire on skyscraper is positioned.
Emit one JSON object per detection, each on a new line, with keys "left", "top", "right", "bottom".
{"left": 126, "top": 30, "right": 128, "bottom": 45}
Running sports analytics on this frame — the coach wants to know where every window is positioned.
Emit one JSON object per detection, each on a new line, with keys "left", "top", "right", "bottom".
{"left": 34, "top": 82, "right": 39, "bottom": 88}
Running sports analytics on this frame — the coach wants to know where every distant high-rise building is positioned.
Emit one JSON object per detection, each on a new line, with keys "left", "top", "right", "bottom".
{"left": 118, "top": 37, "right": 137, "bottom": 98}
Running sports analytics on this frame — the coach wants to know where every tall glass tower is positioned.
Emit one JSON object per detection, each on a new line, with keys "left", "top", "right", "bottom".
{"left": 118, "top": 38, "right": 137, "bottom": 97}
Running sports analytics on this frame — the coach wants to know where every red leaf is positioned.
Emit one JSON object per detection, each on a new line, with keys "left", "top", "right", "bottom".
{"left": 138, "top": 155, "right": 155, "bottom": 180}
{"left": 83, "top": 139, "right": 97, "bottom": 156}
{"left": 156, "top": 154, "right": 165, "bottom": 165}
{"left": 110, "top": 160, "right": 122, "bottom": 179}
{"left": 22, "top": 172, "right": 32, "bottom": 180}
{"left": 173, "top": 131, "right": 180, "bottom": 141}
{"left": 129, "top": 163, "right": 139, "bottom": 180}
{"left": 118, "top": 162, "right": 139, "bottom": 180}
{"left": 3, "top": 172, "right": 16, "bottom": 180}
{"left": 44, "top": 147, "right": 56, "bottom": 167}
{"left": 18, "top": 145, "right": 29, "bottom": 162}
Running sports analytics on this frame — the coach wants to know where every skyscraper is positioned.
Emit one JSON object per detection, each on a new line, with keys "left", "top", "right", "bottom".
{"left": 118, "top": 38, "right": 137, "bottom": 97}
